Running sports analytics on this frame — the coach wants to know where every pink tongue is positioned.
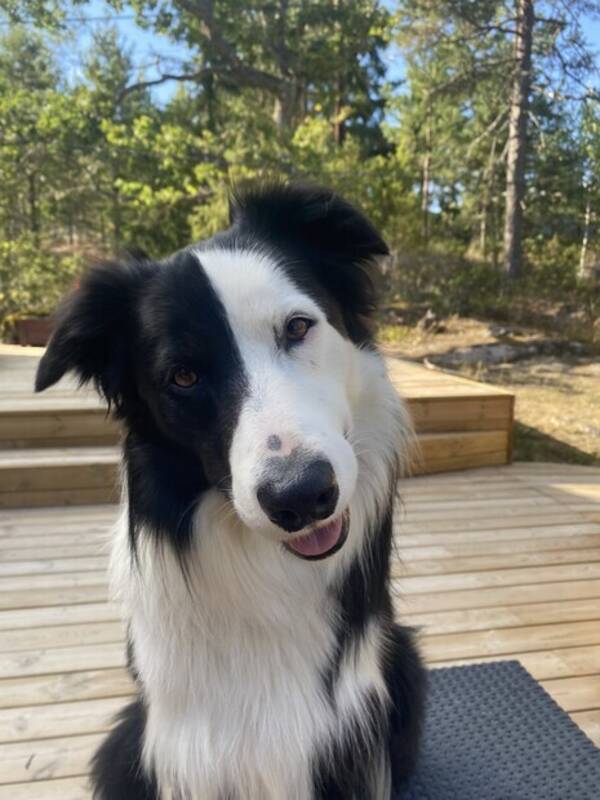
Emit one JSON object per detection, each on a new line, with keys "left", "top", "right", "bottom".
{"left": 287, "top": 517, "right": 343, "bottom": 557}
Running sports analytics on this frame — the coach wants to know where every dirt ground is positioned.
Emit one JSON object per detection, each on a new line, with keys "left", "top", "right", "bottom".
{"left": 380, "top": 316, "right": 600, "bottom": 465}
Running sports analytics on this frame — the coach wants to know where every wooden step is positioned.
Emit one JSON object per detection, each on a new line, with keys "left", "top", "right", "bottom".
{"left": 413, "top": 430, "right": 512, "bottom": 475}
{"left": 0, "top": 447, "right": 119, "bottom": 508}
{"left": 0, "top": 391, "right": 512, "bottom": 447}
{"left": 0, "top": 400, "right": 119, "bottom": 448}
{"left": 0, "top": 430, "right": 511, "bottom": 507}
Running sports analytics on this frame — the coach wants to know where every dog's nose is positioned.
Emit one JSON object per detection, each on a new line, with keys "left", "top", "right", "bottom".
{"left": 257, "top": 458, "right": 339, "bottom": 532}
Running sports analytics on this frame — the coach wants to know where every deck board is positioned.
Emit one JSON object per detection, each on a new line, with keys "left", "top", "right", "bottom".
{"left": 0, "top": 463, "right": 598, "bottom": 795}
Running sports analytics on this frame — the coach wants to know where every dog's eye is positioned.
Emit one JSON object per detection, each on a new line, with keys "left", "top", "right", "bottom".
{"left": 286, "top": 317, "right": 313, "bottom": 342}
{"left": 171, "top": 367, "right": 198, "bottom": 388}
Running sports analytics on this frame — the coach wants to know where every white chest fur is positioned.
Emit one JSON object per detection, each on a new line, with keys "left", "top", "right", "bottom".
{"left": 112, "top": 494, "right": 387, "bottom": 800}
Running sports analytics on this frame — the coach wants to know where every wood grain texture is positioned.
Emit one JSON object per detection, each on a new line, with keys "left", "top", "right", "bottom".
{"left": 0, "top": 462, "right": 598, "bottom": 790}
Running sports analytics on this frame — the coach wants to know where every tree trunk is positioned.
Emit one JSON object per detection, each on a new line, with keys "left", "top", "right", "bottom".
{"left": 28, "top": 173, "right": 39, "bottom": 243}
{"left": 333, "top": 0, "right": 345, "bottom": 146}
{"left": 502, "top": 0, "right": 534, "bottom": 280}
{"left": 480, "top": 136, "right": 498, "bottom": 258}
{"left": 111, "top": 164, "right": 121, "bottom": 247}
{"left": 421, "top": 119, "right": 432, "bottom": 243}
{"left": 578, "top": 194, "right": 592, "bottom": 281}
{"left": 333, "top": 73, "right": 346, "bottom": 146}
{"left": 272, "top": 82, "right": 300, "bottom": 131}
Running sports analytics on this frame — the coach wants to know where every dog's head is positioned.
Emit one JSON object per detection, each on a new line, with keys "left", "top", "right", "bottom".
{"left": 36, "top": 184, "right": 390, "bottom": 559}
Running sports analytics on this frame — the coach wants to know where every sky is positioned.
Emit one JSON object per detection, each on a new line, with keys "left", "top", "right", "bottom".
{"left": 14, "top": 0, "right": 600, "bottom": 102}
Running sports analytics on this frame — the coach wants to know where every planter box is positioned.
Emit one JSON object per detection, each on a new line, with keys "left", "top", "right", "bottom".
{"left": 14, "top": 317, "right": 54, "bottom": 347}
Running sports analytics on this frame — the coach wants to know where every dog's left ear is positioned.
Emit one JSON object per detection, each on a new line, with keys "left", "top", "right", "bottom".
{"left": 230, "top": 182, "right": 389, "bottom": 344}
{"left": 35, "top": 259, "right": 150, "bottom": 411}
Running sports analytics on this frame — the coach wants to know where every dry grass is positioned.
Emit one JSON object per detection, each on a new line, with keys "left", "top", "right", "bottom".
{"left": 380, "top": 316, "right": 600, "bottom": 466}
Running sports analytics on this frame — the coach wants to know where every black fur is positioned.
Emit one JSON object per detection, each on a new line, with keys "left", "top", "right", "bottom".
{"left": 35, "top": 182, "right": 423, "bottom": 799}
{"left": 227, "top": 181, "right": 388, "bottom": 345}
{"left": 90, "top": 700, "right": 159, "bottom": 800}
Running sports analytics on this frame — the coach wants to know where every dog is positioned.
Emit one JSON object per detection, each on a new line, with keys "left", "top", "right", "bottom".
{"left": 35, "top": 183, "right": 425, "bottom": 800}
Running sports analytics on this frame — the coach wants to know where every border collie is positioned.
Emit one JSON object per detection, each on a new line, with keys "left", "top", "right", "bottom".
{"left": 36, "top": 183, "right": 424, "bottom": 800}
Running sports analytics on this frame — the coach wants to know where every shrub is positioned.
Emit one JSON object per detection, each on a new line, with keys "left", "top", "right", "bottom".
{"left": 0, "top": 236, "right": 82, "bottom": 337}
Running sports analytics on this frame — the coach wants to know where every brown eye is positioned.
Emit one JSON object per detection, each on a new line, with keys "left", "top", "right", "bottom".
{"left": 171, "top": 367, "right": 198, "bottom": 388}
{"left": 286, "top": 317, "right": 313, "bottom": 342}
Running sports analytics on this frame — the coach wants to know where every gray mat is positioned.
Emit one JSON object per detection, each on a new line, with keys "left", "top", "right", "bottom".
{"left": 394, "top": 660, "right": 600, "bottom": 800}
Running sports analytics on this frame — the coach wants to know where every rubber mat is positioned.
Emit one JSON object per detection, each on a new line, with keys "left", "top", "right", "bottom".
{"left": 395, "top": 660, "right": 600, "bottom": 800}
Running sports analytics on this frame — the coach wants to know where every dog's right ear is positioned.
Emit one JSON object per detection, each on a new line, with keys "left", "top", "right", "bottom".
{"left": 35, "top": 260, "right": 150, "bottom": 409}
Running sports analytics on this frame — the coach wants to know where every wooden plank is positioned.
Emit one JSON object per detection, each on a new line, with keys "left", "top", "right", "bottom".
{"left": 399, "top": 484, "right": 537, "bottom": 500}
{"left": 421, "top": 620, "right": 600, "bottom": 662}
{"left": 396, "top": 524, "right": 600, "bottom": 549}
{"left": 0, "top": 622, "right": 123, "bottom": 653}
{"left": 0, "top": 409, "right": 118, "bottom": 448}
{"left": 0, "top": 447, "right": 119, "bottom": 469}
{"left": 395, "top": 563, "right": 600, "bottom": 594}
{"left": 0, "top": 642, "right": 126, "bottom": 679}
{"left": 0, "top": 573, "right": 107, "bottom": 593}
{"left": 397, "top": 512, "right": 586, "bottom": 535}
{"left": 0, "top": 696, "right": 126, "bottom": 744}
{"left": 0, "top": 557, "right": 108, "bottom": 578}
{"left": 0, "top": 463, "right": 117, "bottom": 493}
{"left": 407, "top": 396, "right": 512, "bottom": 433}
{"left": 541, "top": 675, "right": 600, "bottom": 713}
{"left": 413, "top": 449, "right": 509, "bottom": 475}
{"left": 0, "top": 525, "right": 111, "bottom": 540}
{"left": 400, "top": 496, "right": 564, "bottom": 521}
{"left": 0, "top": 545, "right": 108, "bottom": 561}
{"left": 0, "top": 506, "right": 116, "bottom": 524}
{"left": 0, "top": 668, "right": 132, "bottom": 709}
{"left": 430, "top": 645, "right": 600, "bottom": 680}
{"left": 417, "top": 430, "right": 509, "bottom": 461}
{"left": 403, "top": 492, "right": 558, "bottom": 513}
{"left": 396, "top": 579, "right": 600, "bottom": 614}
{"left": 0, "top": 489, "right": 117, "bottom": 510}
{"left": 403, "top": 598, "right": 600, "bottom": 635}
{"left": 0, "top": 603, "right": 118, "bottom": 631}
{"left": 399, "top": 547, "right": 600, "bottom": 577}
{"left": 0, "top": 733, "right": 103, "bottom": 783}
{"left": 0, "top": 775, "right": 92, "bottom": 800}
{"left": 0, "top": 585, "right": 109, "bottom": 612}
{"left": 571, "top": 710, "right": 600, "bottom": 746}
{"left": 400, "top": 534, "right": 600, "bottom": 559}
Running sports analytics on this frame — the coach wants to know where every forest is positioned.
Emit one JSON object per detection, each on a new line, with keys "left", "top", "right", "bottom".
{"left": 1, "top": 0, "right": 600, "bottom": 341}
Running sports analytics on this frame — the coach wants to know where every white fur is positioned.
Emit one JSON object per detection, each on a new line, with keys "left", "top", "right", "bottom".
{"left": 197, "top": 247, "right": 358, "bottom": 539}
{"left": 110, "top": 248, "right": 414, "bottom": 800}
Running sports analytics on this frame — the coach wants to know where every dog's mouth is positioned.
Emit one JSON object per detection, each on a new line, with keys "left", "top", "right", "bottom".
{"left": 284, "top": 511, "right": 349, "bottom": 561}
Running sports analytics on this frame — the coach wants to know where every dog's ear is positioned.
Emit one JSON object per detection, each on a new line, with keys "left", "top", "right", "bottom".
{"left": 35, "top": 259, "right": 150, "bottom": 410}
{"left": 230, "top": 182, "right": 388, "bottom": 343}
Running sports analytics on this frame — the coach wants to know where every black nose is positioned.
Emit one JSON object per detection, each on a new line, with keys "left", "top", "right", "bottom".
{"left": 257, "top": 458, "right": 339, "bottom": 532}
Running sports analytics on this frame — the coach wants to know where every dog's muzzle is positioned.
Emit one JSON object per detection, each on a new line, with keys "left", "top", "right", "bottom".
{"left": 256, "top": 452, "right": 348, "bottom": 559}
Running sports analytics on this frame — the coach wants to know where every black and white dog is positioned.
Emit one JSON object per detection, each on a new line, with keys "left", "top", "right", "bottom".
{"left": 36, "top": 184, "right": 424, "bottom": 800}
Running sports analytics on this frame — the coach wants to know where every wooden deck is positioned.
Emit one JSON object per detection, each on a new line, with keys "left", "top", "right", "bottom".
{"left": 0, "top": 462, "right": 598, "bottom": 796}
{"left": 0, "top": 345, "right": 513, "bottom": 507}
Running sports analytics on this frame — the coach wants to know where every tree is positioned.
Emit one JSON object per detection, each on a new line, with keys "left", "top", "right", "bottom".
{"left": 394, "top": 0, "right": 600, "bottom": 279}
{"left": 117, "top": 0, "right": 390, "bottom": 150}
{"left": 502, "top": 0, "right": 534, "bottom": 279}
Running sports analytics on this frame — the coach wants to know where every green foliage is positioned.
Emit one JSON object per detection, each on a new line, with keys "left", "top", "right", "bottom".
{"left": 524, "top": 237, "right": 580, "bottom": 294}
{"left": 0, "top": 236, "right": 81, "bottom": 333}
{"left": 391, "top": 250, "right": 506, "bottom": 317}
{"left": 1, "top": 2, "right": 600, "bottom": 336}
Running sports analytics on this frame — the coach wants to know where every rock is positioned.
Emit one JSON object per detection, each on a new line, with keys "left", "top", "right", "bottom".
{"left": 417, "top": 309, "right": 438, "bottom": 331}
{"left": 488, "top": 323, "right": 524, "bottom": 338}
{"left": 417, "top": 309, "right": 446, "bottom": 334}
{"left": 430, "top": 341, "right": 547, "bottom": 368}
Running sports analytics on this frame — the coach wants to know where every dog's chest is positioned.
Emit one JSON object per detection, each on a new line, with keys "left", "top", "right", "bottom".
{"left": 125, "top": 534, "right": 342, "bottom": 800}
